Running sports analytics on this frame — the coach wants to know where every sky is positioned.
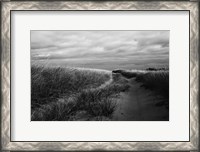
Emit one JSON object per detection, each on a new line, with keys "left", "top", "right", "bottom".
{"left": 31, "top": 31, "right": 169, "bottom": 70}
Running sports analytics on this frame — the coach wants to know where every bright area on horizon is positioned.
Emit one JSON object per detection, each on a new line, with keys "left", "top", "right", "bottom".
{"left": 31, "top": 31, "right": 169, "bottom": 70}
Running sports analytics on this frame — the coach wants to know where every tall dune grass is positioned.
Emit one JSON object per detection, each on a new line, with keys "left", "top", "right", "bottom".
{"left": 31, "top": 65, "right": 111, "bottom": 109}
{"left": 31, "top": 65, "right": 130, "bottom": 121}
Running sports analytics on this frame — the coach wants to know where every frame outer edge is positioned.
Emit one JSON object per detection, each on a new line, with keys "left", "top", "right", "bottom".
{"left": 190, "top": 1, "right": 199, "bottom": 150}
{"left": 1, "top": 2, "right": 11, "bottom": 150}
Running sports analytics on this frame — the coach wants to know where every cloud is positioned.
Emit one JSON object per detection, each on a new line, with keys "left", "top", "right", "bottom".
{"left": 31, "top": 31, "right": 169, "bottom": 70}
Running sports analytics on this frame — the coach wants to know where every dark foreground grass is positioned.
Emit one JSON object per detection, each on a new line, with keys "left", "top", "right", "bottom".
{"left": 31, "top": 65, "right": 130, "bottom": 121}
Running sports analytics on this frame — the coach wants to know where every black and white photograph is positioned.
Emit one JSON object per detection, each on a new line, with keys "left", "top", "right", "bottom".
{"left": 31, "top": 31, "right": 169, "bottom": 121}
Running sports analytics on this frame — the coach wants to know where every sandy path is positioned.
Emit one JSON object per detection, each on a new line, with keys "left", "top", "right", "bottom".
{"left": 112, "top": 78, "right": 168, "bottom": 121}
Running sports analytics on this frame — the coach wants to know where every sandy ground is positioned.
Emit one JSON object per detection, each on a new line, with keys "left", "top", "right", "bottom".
{"left": 112, "top": 78, "right": 169, "bottom": 121}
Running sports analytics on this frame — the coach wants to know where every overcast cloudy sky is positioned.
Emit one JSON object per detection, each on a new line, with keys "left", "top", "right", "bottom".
{"left": 31, "top": 31, "right": 169, "bottom": 70}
